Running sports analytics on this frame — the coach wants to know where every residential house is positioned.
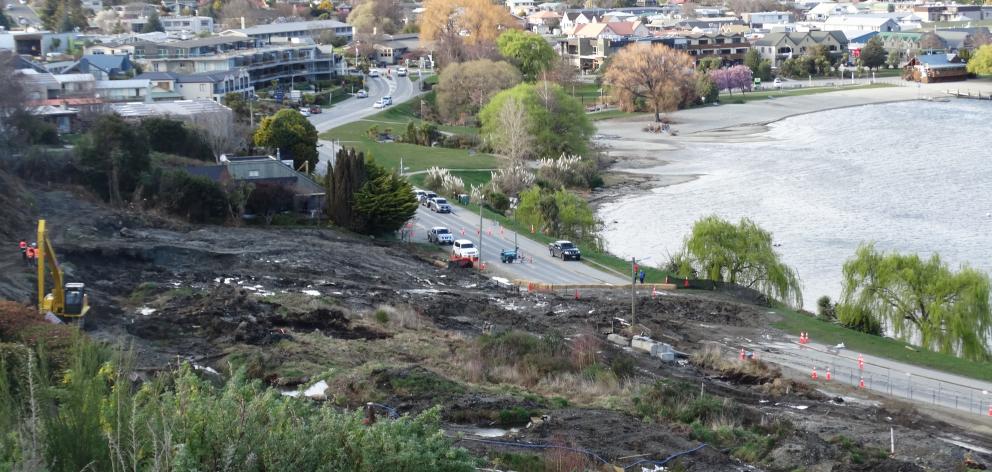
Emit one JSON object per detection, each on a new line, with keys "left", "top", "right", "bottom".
{"left": 805, "top": 3, "right": 860, "bottom": 21}
{"left": 371, "top": 34, "right": 423, "bottom": 65}
{"left": 0, "top": 30, "right": 76, "bottom": 57}
{"left": 744, "top": 11, "right": 794, "bottom": 28}
{"left": 113, "top": 2, "right": 159, "bottom": 19}
{"left": 110, "top": 99, "right": 234, "bottom": 132}
{"left": 528, "top": 10, "right": 561, "bottom": 31}
{"left": 16, "top": 69, "right": 61, "bottom": 101}
{"left": 223, "top": 19, "right": 354, "bottom": 44}
{"left": 202, "top": 155, "right": 325, "bottom": 213}
{"left": 752, "top": 31, "right": 848, "bottom": 67}
{"left": 124, "top": 15, "right": 215, "bottom": 35}
{"left": 54, "top": 74, "right": 96, "bottom": 98}
{"left": 676, "top": 17, "right": 744, "bottom": 33}
{"left": 560, "top": 11, "right": 601, "bottom": 35}
{"left": 903, "top": 54, "right": 967, "bottom": 83}
{"left": 85, "top": 42, "right": 137, "bottom": 56}
{"left": 913, "top": 5, "right": 992, "bottom": 23}
{"left": 81, "top": 0, "right": 102, "bottom": 11}
{"left": 878, "top": 28, "right": 990, "bottom": 55}
{"left": 135, "top": 69, "right": 254, "bottom": 101}
{"left": 95, "top": 79, "right": 152, "bottom": 102}
{"left": 557, "top": 35, "right": 685, "bottom": 71}
{"left": 572, "top": 21, "right": 649, "bottom": 40}
{"left": 62, "top": 55, "right": 135, "bottom": 80}
{"left": 32, "top": 105, "right": 79, "bottom": 134}
{"left": 822, "top": 15, "right": 900, "bottom": 33}
{"left": 507, "top": 0, "right": 536, "bottom": 16}
{"left": 684, "top": 32, "right": 749, "bottom": 64}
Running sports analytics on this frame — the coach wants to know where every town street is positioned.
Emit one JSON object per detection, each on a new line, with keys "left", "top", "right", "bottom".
{"left": 312, "top": 73, "right": 422, "bottom": 174}
{"left": 412, "top": 203, "right": 629, "bottom": 286}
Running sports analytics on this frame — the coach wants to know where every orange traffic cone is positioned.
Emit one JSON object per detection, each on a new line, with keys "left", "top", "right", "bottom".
{"left": 858, "top": 354, "right": 864, "bottom": 370}
{"left": 825, "top": 368, "right": 831, "bottom": 381}
{"left": 487, "top": 228, "right": 492, "bottom": 236}
{"left": 574, "top": 289, "right": 580, "bottom": 300}
{"left": 988, "top": 405, "right": 992, "bottom": 417}
{"left": 739, "top": 348, "right": 746, "bottom": 360}
{"left": 652, "top": 285, "right": 657, "bottom": 299}
{"left": 530, "top": 224, "right": 535, "bottom": 234}
{"left": 528, "top": 283, "right": 533, "bottom": 292}
{"left": 683, "top": 277, "right": 689, "bottom": 288}
{"left": 859, "top": 377, "right": 865, "bottom": 389}
{"left": 811, "top": 367, "right": 818, "bottom": 380}
{"left": 460, "top": 228, "right": 465, "bottom": 236}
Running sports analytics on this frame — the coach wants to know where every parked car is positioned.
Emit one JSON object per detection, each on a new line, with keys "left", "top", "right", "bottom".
{"left": 428, "top": 227, "right": 454, "bottom": 245}
{"left": 549, "top": 240, "right": 581, "bottom": 261}
{"left": 309, "top": 105, "right": 321, "bottom": 114}
{"left": 773, "top": 77, "right": 782, "bottom": 88}
{"left": 397, "top": 67, "right": 408, "bottom": 77}
{"left": 421, "top": 192, "right": 437, "bottom": 205}
{"left": 429, "top": 197, "right": 451, "bottom": 213}
{"left": 368, "top": 69, "right": 380, "bottom": 77}
{"left": 356, "top": 89, "right": 368, "bottom": 98}
{"left": 452, "top": 239, "right": 478, "bottom": 259}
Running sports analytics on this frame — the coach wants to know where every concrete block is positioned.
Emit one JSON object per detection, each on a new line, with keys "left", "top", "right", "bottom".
{"left": 607, "top": 333, "right": 629, "bottom": 346}
{"left": 656, "top": 351, "right": 675, "bottom": 362}
{"left": 631, "top": 335, "right": 657, "bottom": 354}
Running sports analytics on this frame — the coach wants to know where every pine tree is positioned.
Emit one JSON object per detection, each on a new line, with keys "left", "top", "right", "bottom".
{"left": 327, "top": 148, "right": 367, "bottom": 231}
{"left": 353, "top": 160, "right": 418, "bottom": 234}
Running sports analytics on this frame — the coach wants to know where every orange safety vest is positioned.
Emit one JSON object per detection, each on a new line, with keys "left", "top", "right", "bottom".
{"left": 25, "top": 247, "right": 35, "bottom": 259}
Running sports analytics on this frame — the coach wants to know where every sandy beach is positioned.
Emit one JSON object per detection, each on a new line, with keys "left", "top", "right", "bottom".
{"left": 593, "top": 80, "right": 992, "bottom": 183}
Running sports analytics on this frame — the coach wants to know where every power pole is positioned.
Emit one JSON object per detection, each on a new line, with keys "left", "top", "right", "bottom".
{"left": 630, "top": 257, "right": 636, "bottom": 328}
{"left": 478, "top": 198, "right": 484, "bottom": 269}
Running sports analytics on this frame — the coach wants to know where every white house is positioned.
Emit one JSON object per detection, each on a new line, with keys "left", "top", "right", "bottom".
{"left": 506, "top": 0, "right": 536, "bottom": 16}
{"left": 745, "top": 11, "right": 794, "bottom": 27}
{"left": 806, "top": 3, "right": 860, "bottom": 21}
{"left": 822, "top": 15, "right": 900, "bottom": 33}
{"left": 572, "top": 21, "right": 649, "bottom": 39}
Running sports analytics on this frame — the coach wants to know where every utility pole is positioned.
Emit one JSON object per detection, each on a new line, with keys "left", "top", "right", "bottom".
{"left": 478, "top": 197, "right": 484, "bottom": 269}
{"left": 630, "top": 257, "right": 637, "bottom": 328}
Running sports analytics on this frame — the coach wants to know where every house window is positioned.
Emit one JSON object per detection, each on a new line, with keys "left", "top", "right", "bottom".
{"left": 716, "top": 38, "right": 725, "bottom": 44}
{"left": 248, "top": 170, "right": 260, "bottom": 177}
{"left": 698, "top": 39, "right": 708, "bottom": 45}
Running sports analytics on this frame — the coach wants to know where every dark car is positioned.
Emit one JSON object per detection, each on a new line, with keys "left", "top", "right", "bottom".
{"left": 309, "top": 105, "right": 322, "bottom": 114}
{"left": 549, "top": 240, "right": 581, "bottom": 261}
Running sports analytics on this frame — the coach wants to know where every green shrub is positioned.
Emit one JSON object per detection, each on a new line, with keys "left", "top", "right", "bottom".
{"left": 497, "top": 407, "right": 534, "bottom": 426}
{"left": 140, "top": 117, "right": 215, "bottom": 161}
{"left": 142, "top": 169, "right": 231, "bottom": 223}
{"left": 374, "top": 309, "right": 390, "bottom": 324}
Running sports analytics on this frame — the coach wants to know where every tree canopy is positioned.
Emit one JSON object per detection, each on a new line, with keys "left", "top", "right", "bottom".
{"left": 859, "top": 36, "right": 886, "bottom": 70}
{"left": 353, "top": 159, "right": 419, "bottom": 234}
{"left": 496, "top": 30, "right": 556, "bottom": 81}
{"left": 142, "top": 11, "right": 164, "bottom": 33}
{"left": 253, "top": 109, "right": 319, "bottom": 172}
{"left": 515, "top": 185, "right": 599, "bottom": 245}
{"left": 347, "top": 0, "right": 402, "bottom": 35}
{"left": 420, "top": 0, "right": 517, "bottom": 45}
{"left": 479, "top": 82, "right": 593, "bottom": 159}
{"left": 434, "top": 59, "right": 521, "bottom": 124}
{"left": 77, "top": 114, "right": 151, "bottom": 206}
{"left": 837, "top": 244, "right": 992, "bottom": 361}
{"left": 603, "top": 43, "right": 696, "bottom": 122}
{"left": 679, "top": 216, "right": 802, "bottom": 308}
{"left": 967, "top": 45, "right": 992, "bottom": 75}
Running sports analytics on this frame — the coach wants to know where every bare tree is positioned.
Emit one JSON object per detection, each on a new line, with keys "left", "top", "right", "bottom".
{"left": 93, "top": 10, "right": 120, "bottom": 33}
{"left": 918, "top": 32, "right": 947, "bottom": 52}
{"left": 965, "top": 29, "right": 992, "bottom": 49}
{"left": 603, "top": 43, "right": 696, "bottom": 122}
{"left": 0, "top": 51, "right": 26, "bottom": 157}
{"left": 494, "top": 97, "right": 534, "bottom": 161}
{"left": 187, "top": 108, "right": 248, "bottom": 158}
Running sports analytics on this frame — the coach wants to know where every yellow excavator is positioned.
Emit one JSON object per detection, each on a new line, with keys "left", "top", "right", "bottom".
{"left": 36, "top": 219, "right": 89, "bottom": 322}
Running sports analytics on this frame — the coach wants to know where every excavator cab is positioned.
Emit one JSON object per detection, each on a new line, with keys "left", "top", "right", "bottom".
{"left": 37, "top": 220, "right": 89, "bottom": 322}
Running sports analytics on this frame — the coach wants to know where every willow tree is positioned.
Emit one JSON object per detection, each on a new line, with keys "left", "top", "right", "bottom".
{"left": 681, "top": 216, "right": 802, "bottom": 308}
{"left": 837, "top": 244, "right": 992, "bottom": 361}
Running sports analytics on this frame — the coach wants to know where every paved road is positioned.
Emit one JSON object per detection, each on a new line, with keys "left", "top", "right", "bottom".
{"left": 6, "top": 1, "right": 41, "bottom": 28}
{"left": 313, "top": 71, "right": 424, "bottom": 175}
{"left": 743, "top": 335, "right": 992, "bottom": 416}
{"left": 411, "top": 204, "right": 628, "bottom": 286}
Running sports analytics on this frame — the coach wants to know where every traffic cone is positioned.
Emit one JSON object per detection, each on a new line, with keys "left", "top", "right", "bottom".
{"left": 683, "top": 277, "right": 689, "bottom": 288}
{"left": 530, "top": 224, "right": 535, "bottom": 234}
{"left": 528, "top": 282, "right": 533, "bottom": 292}
{"left": 460, "top": 228, "right": 465, "bottom": 236}
{"left": 859, "top": 377, "right": 865, "bottom": 389}
{"left": 664, "top": 275, "right": 669, "bottom": 284}
{"left": 652, "top": 285, "right": 657, "bottom": 299}
{"left": 825, "top": 368, "right": 831, "bottom": 381}
{"left": 574, "top": 289, "right": 580, "bottom": 300}
{"left": 858, "top": 354, "right": 864, "bottom": 370}
{"left": 988, "top": 405, "right": 992, "bottom": 417}
{"left": 811, "top": 366, "right": 818, "bottom": 380}
{"left": 739, "top": 348, "right": 746, "bottom": 360}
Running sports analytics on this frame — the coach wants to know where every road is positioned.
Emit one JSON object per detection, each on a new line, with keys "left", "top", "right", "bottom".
{"left": 411, "top": 204, "right": 628, "bottom": 286}
{"left": 312, "top": 71, "right": 423, "bottom": 175}
{"left": 5, "top": 1, "right": 41, "bottom": 29}
{"left": 743, "top": 335, "right": 992, "bottom": 416}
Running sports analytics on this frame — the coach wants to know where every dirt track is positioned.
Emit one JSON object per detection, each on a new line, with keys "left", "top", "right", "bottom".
{"left": 1, "top": 182, "right": 990, "bottom": 471}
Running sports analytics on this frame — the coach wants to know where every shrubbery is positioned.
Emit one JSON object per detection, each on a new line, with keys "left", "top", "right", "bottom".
{"left": 141, "top": 168, "right": 232, "bottom": 223}
{"left": 141, "top": 117, "right": 215, "bottom": 161}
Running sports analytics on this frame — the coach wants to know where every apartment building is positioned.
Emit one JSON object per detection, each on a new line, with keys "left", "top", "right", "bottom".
{"left": 223, "top": 19, "right": 354, "bottom": 44}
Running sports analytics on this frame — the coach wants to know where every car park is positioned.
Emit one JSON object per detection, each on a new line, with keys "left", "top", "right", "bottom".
{"left": 428, "top": 197, "right": 451, "bottom": 213}
{"left": 428, "top": 227, "right": 454, "bottom": 245}
{"left": 549, "top": 240, "right": 581, "bottom": 261}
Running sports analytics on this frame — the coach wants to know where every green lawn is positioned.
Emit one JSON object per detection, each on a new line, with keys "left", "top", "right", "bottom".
{"left": 770, "top": 307, "right": 992, "bottom": 382}
{"left": 320, "top": 96, "right": 497, "bottom": 173}
{"left": 719, "top": 82, "right": 895, "bottom": 104}
{"left": 408, "top": 170, "right": 493, "bottom": 189}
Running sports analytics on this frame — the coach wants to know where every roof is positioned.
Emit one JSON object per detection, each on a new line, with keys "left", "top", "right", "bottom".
{"left": 912, "top": 54, "right": 965, "bottom": 68}
{"left": 823, "top": 15, "right": 898, "bottom": 27}
{"left": 224, "top": 157, "right": 323, "bottom": 194}
{"left": 184, "top": 165, "right": 228, "bottom": 181}
{"left": 53, "top": 74, "right": 96, "bottom": 84}
{"left": 753, "top": 30, "right": 848, "bottom": 46}
{"left": 167, "top": 35, "right": 252, "bottom": 48}
{"left": 94, "top": 79, "right": 150, "bottom": 89}
{"left": 110, "top": 99, "right": 232, "bottom": 117}
{"left": 135, "top": 71, "right": 181, "bottom": 80}
{"left": 529, "top": 11, "right": 560, "bottom": 19}
{"left": 177, "top": 70, "right": 245, "bottom": 82}
{"left": 228, "top": 19, "right": 351, "bottom": 36}
{"left": 80, "top": 54, "right": 130, "bottom": 71}
{"left": 16, "top": 69, "right": 60, "bottom": 89}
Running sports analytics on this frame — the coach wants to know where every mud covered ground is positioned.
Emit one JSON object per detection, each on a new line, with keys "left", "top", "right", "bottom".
{"left": 1, "top": 183, "right": 990, "bottom": 472}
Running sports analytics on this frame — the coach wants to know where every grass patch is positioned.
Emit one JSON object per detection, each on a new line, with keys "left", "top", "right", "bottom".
{"left": 320, "top": 95, "right": 498, "bottom": 173}
{"left": 770, "top": 306, "right": 992, "bottom": 382}
{"left": 408, "top": 170, "right": 493, "bottom": 189}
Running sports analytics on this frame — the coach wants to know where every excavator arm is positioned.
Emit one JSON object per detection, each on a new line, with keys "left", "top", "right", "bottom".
{"left": 36, "top": 220, "right": 87, "bottom": 319}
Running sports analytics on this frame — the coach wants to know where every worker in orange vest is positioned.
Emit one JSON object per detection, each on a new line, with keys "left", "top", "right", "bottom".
{"left": 25, "top": 245, "right": 36, "bottom": 266}
{"left": 19, "top": 240, "right": 27, "bottom": 262}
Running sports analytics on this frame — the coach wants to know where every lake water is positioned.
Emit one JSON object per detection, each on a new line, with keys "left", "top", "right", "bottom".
{"left": 598, "top": 100, "right": 992, "bottom": 310}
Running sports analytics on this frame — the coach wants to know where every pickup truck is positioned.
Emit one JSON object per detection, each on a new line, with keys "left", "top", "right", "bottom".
{"left": 452, "top": 239, "right": 478, "bottom": 259}
{"left": 549, "top": 240, "right": 581, "bottom": 261}
{"left": 428, "top": 227, "right": 454, "bottom": 245}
